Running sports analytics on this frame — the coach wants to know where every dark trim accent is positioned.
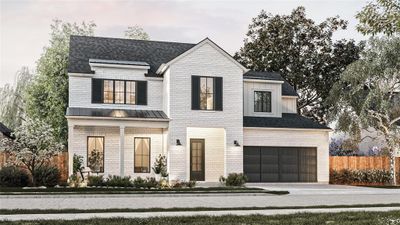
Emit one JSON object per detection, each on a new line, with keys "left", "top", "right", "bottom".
{"left": 91, "top": 79, "right": 103, "bottom": 103}
{"left": 191, "top": 76, "right": 200, "bottom": 110}
{"left": 254, "top": 91, "right": 272, "bottom": 113}
{"left": 134, "top": 137, "right": 151, "bottom": 173}
{"left": 191, "top": 75, "right": 223, "bottom": 111}
{"left": 190, "top": 138, "right": 205, "bottom": 181}
{"left": 214, "top": 77, "right": 223, "bottom": 111}
{"left": 136, "top": 81, "right": 147, "bottom": 105}
{"left": 87, "top": 136, "right": 105, "bottom": 173}
{"left": 94, "top": 79, "right": 144, "bottom": 105}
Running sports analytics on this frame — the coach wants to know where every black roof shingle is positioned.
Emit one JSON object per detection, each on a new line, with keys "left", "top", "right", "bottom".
{"left": 66, "top": 107, "right": 169, "bottom": 120}
{"left": 244, "top": 113, "right": 330, "bottom": 130}
{"left": 68, "top": 35, "right": 196, "bottom": 76}
{"left": 244, "top": 71, "right": 298, "bottom": 96}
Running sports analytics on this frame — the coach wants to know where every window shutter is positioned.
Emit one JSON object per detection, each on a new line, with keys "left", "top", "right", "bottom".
{"left": 214, "top": 77, "right": 223, "bottom": 111}
{"left": 191, "top": 76, "right": 200, "bottom": 110}
{"left": 92, "top": 79, "right": 103, "bottom": 103}
{"left": 136, "top": 81, "right": 147, "bottom": 105}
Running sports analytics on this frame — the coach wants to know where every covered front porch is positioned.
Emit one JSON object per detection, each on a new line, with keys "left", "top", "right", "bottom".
{"left": 66, "top": 107, "right": 169, "bottom": 178}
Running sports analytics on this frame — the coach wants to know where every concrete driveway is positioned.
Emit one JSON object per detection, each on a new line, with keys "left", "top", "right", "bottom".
{"left": 247, "top": 183, "right": 400, "bottom": 195}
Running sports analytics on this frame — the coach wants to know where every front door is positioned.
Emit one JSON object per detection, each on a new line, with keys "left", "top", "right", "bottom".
{"left": 190, "top": 139, "right": 205, "bottom": 181}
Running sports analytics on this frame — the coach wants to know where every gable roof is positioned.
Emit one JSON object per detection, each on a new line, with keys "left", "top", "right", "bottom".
{"left": 244, "top": 71, "right": 298, "bottom": 97}
{"left": 68, "top": 35, "right": 195, "bottom": 76}
{"left": 0, "top": 122, "right": 13, "bottom": 139}
{"left": 244, "top": 114, "right": 330, "bottom": 130}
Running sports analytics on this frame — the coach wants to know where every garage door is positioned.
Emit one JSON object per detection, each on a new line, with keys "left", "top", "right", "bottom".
{"left": 243, "top": 147, "right": 317, "bottom": 182}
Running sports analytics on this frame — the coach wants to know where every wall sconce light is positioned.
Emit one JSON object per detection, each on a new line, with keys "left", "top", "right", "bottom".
{"left": 176, "top": 139, "right": 182, "bottom": 146}
{"left": 234, "top": 140, "right": 240, "bottom": 147}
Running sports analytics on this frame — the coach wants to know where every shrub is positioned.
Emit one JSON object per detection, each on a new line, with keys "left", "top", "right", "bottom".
{"left": 152, "top": 154, "right": 168, "bottom": 178}
{"left": 0, "top": 166, "right": 30, "bottom": 187}
{"left": 87, "top": 175, "right": 105, "bottom": 187}
{"left": 68, "top": 174, "right": 81, "bottom": 188}
{"left": 33, "top": 166, "right": 60, "bottom": 187}
{"left": 330, "top": 169, "right": 391, "bottom": 185}
{"left": 220, "top": 173, "right": 247, "bottom": 186}
{"left": 105, "top": 175, "right": 132, "bottom": 187}
{"left": 133, "top": 177, "right": 159, "bottom": 189}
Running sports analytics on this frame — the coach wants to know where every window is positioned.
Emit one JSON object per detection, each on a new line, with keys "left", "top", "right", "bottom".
{"left": 254, "top": 91, "right": 272, "bottom": 112}
{"left": 192, "top": 76, "right": 222, "bottom": 111}
{"left": 125, "top": 81, "right": 136, "bottom": 104}
{"left": 114, "top": 81, "right": 125, "bottom": 104}
{"left": 93, "top": 79, "right": 146, "bottom": 105}
{"left": 103, "top": 80, "right": 114, "bottom": 103}
{"left": 87, "top": 137, "right": 104, "bottom": 173}
{"left": 134, "top": 137, "right": 150, "bottom": 173}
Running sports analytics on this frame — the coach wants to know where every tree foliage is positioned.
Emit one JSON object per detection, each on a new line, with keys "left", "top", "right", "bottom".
{"left": 356, "top": 0, "right": 400, "bottom": 35}
{"left": 0, "top": 118, "right": 64, "bottom": 186}
{"left": 328, "top": 36, "right": 400, "bottom": 183}
{"left": 0, "top": 67, "right": 32, "bottom": 130}
{"left": 235, "top": 7, "right": 363, "bottom": 123}
{"left": 25, "top": 20, "right": 96, "bottom": 145}
{"left": 124, "top": 25, "right": 150, "bottom": 40}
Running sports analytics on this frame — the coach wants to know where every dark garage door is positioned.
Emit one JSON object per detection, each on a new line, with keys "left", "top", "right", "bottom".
{"left": 244, "top": 147, "right": 317, "bottom": 182}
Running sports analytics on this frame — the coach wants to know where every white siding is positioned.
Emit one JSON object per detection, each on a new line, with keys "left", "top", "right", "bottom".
{"left": 243, "top": 128, "right": 330, "bottom": 182}
{"left": 167, "top": 42, "right": 244, "bottom": 181}
{"left": 282, "top": 97, "right": 297, "bottom": 113}
{"left": 68, "top": 67, "right": 163, "bottom": 110}
{"left": 244, "top": 81, "right": 282, "bottom": 117}
{"left": 69, "top": 126, "right": 164, "bottom": 178}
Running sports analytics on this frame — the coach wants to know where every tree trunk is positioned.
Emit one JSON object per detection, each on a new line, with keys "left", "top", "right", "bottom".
{"left": 390, "top": 151, "right": 396, "bottom": 185}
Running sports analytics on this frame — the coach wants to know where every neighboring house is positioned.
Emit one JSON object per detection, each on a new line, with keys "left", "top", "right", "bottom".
{"left": 67, "top": 36, "right": 331, "bottom": 183}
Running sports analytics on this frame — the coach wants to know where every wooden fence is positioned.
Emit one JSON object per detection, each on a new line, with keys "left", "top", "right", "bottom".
{"left": 330, "top": 156, "right": 400, "bottom": 171}
{"left": 0, "top": 151, "right": 69, "bottom": 182}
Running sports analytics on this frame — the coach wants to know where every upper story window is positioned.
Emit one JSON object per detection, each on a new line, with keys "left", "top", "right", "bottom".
{"left": 191, "top": 76, "right": 223, "bottom": 111}
{"left": 254, "top": 91, "right": 272, "bottom": 113}
{"left": 92, "top": 79, "right": 146, "bottom": 105}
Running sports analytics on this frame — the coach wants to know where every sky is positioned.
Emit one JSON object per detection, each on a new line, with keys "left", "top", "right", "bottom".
{"left": 0, "top": 0, "right": 369, "bottom": 88}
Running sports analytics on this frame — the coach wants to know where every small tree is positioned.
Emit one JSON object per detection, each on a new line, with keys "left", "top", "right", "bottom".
{"left": 329, "top": 36, "right": 400, "bottom": 184}
{"left": 152, "top": 154, "right": 168, "bottom": 178}
{"left": 124, "top": 25, "right": 150, "bottom": 40}
{"left": 0, "top": 118, "right": 64, "bottom": 186}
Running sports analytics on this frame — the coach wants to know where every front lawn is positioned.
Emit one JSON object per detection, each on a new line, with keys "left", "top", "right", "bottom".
{"left": 0, "top": 187, "right": 288, "bottom": 195}
{"left": 1, "top": 211, "right": 399, "bottom": 225}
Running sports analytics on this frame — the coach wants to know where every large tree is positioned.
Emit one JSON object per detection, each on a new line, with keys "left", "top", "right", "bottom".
{"left": 0, "top": 67, "right": 32, "bottom": 130}
{"left": 235, "top": 7, "right": 363, "bottom": 123}
{"left": 25, "top": 20, "right": 96, "bottom": 145}
{"left": 328, "top": 36, "right": 400, "bottom": 184}
{"left": 356, "top": 0, "right": 400, "bottom": 35}
{"left": 124, "top": 25, "right": 150, "bottom": 40}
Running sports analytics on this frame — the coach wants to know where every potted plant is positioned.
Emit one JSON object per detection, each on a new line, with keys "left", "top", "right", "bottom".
{"left": 152, "top": 154, "right": 168, "bottom": 181}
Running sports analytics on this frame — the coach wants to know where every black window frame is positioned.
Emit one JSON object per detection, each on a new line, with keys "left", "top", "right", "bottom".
{"left": 87, "top": 136, "right": 105, "bottom": 173}
{"left": 192, "top": 75, "right": 223, "bottom": 111}
{"left": 134, "top": 137, "right": 151, "bottom": 173}
{"left": 254, "top": 91, "right": 272, "bottom": 113}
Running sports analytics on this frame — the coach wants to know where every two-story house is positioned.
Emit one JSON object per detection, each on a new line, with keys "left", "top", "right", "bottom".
{"left": 66, "top": 36, "right": 330, "bottom": 183}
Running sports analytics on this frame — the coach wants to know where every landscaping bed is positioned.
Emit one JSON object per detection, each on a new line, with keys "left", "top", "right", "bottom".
{"left": 0, "top": 186, "right": 288, "bottom": 195}
{"left": 1, "top": 210, "right": 399, "bottom": 225}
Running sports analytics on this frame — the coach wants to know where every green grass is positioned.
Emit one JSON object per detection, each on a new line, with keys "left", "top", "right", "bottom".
{"left": 0, "top": 187, "right": 288, "bottom": 195}
{"left": 1, "top": 203, "right": 399, "bottom": 215}
{"left": 1, "top": 211, "right": 400, "bottom": 225}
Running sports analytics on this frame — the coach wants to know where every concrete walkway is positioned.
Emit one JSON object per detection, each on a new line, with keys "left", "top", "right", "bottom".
{"left": 1, "top": 207, "right": 399, "bottom": 221}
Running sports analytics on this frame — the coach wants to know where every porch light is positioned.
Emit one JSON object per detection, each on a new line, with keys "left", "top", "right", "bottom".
{"left": 176, "top": 139, "right": 182, "bottom": 146}
{"left": 234, "top": 140, "right": 240, "bottom": 147}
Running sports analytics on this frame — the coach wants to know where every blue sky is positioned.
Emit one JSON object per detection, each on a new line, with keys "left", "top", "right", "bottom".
{"left": 0, "top": 0, "right": 369, "bottom": 88}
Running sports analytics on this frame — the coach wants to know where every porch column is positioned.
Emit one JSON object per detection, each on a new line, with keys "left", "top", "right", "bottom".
{"left": 68, "top": 125, "right": 74, "bottom": 177}
{"left": 119, "top": 125, "right": 125, "bottom": 177}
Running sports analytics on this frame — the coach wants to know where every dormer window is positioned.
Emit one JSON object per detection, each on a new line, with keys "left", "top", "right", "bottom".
{"left": 92, "top": 78, "right": 146, "bottom": 105}
{"left": 254, "top": 91, "right": 271, "bottom": 113}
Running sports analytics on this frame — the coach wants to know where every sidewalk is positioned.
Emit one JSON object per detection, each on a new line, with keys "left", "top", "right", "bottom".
{"left": 1, "top": 207, "right": 399, "bottom": 221}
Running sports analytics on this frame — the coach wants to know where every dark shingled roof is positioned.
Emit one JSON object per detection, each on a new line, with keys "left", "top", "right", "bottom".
{"left": 66, "top": 107, "right": 169, "bottom": 120}
{"left": 244, "top": 71, "right": 298, "bottom": 97}
{"left": 0, "top": 122, "right": 13, "bottom": 139}
{"left": 68, "top": 35, "right": 196, "bottom": 76}
{"left": 244, "top": 113, "right": 330, "bottom": 130}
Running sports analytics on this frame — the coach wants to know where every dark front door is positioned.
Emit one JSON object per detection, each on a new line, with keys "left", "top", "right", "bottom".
{"left": 244, "top": 146, "right": 317, "bottom": 182}
{"left": 190, "top": 139, "right": 205, "bottom": 181}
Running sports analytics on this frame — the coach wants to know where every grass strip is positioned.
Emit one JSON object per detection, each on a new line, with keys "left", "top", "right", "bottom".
{"left": 1, "top": 203, "right": 399, "bottom": 215}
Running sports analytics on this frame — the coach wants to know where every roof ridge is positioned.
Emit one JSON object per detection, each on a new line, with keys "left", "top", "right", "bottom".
{"left": 70, "top": 35, "right": 196, "bottom": 46}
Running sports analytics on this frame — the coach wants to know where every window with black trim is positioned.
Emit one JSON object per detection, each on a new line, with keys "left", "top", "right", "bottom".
{"left": 103, "top": 80, "right": 114, "bottom": 103}
{"left": 134, "top": 137, "right": 150, "bottom": 173}
{"left": 125, "top": 81, "right": 136, "bottom": 104}
{"left": 254, "top": 91, "right": 272, "bottom": 112}
{"left": 200, "top": 77, "right": 214, "bottom": 110}
{"left": 87, "top": 136, "right": 104, "bottom": 173}
{"left": 114, "top": 81, "right": 125, "bottom": 104}
{"left": 191, "top": 76, "right": 223, "bottom": 111}
{"left": 92, "top": 79, "right": 146, "bottom": 105}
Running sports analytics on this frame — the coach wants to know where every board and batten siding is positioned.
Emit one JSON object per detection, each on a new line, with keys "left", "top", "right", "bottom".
{"left": 167, "top": 41, "right": 244, "bottom": 181}
{"left": 68, "top": 67, "right": 163, "bottom": 110}
{"left": 282, "top": 97, "right": 297, "bottom": 113}
{"left": 69, "top": 126, "right": 164, "bottom": 177}
{"left": 243, "top": 81, "right": 282, "bottom": 117}
{"left": 243, "top": 128, "right": 330, "bottom": 182}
